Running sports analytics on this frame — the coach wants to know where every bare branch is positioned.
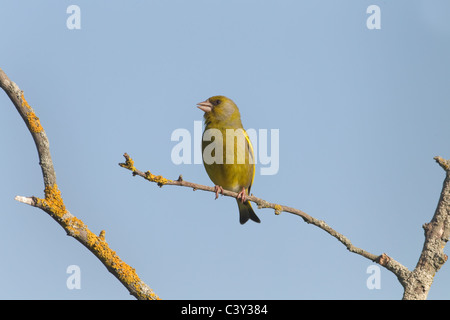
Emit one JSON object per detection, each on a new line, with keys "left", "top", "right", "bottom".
{"left": 0, "top": 68, "right": 159, "bottom": 300}
{"left": 120, "top": 153, "right": 450, "bottom": 299}
{"left": 0, "top": 69, "right": 56, "bottom": 187}
{"left": 14, "top": 195, "right": 36, "bottom": 206}
{"left": 119, "top": 152, "right": 410, "bottom": 281}
{"left": 401, "top": 156, "right": 450, "bottom": 299}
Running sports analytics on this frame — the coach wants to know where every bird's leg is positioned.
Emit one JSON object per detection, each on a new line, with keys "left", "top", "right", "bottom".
{"left": 214, "top": 185, "right": 224, "bottom": 200}
{"left": 237, "top": 187, "right": 247, "bottom": 203}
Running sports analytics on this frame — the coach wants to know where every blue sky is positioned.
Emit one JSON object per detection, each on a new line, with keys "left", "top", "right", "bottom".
{"left": 1, "top": 0, "right": 450, "bottom": 299}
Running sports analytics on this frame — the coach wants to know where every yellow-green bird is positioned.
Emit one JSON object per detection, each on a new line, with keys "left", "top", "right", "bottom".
{"left": 197, "top": 95, "right": 260, "bottom": 224}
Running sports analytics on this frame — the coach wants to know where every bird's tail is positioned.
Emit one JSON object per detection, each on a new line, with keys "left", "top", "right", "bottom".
{"left": 237, "top": 199, "right": 261, "bottom": 224}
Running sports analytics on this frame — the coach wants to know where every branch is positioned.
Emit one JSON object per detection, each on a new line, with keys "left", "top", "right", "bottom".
{"left": 400, "top": 156, "right": 450, "bottom": 300}
{"left": 118, "top": 153, "right": 410, "bottom": 282}
{"left": 0, "top": 68, "right": 159, "bottom": 300}
{"left": 120, "top": 153, "right": 450, "bottom": 299}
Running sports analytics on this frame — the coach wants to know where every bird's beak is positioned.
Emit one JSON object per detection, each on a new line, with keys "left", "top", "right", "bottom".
{"left": 197, "top": 99, "right": 213, "bottom": 113}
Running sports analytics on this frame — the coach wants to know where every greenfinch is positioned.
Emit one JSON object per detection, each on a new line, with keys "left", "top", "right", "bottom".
{"left": 197, "top": 95, "right": 260, "bottom": 224}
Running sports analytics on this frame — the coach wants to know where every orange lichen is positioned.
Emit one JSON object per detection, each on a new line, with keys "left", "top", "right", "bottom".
{"left": 35, "top": 183, "right": 159, "bottom": 299}
{"left": 20, "top": 92, "right": 43, "bottom": 133}
{"left": 274, "top": 204, "right": 283, "bottom": 215}
{"left": 16, "top": 93, "right": 158, "bottom": 299}
{"left": 86, "top": 228, "right": 161, "bottom": 300}
{"left": 119, "top": 153, "right": 136, "bottom": 172}
{"left": 36, "top": 184, "right": 67, "bottom": 218}
{"left": 65, "top": 216, "right": 87, "bottom": 236}
{"left": 145, "top": 171, "right": 169, "bottom": 186}
{"left": 21, "top": 92, "right": 31, "bottom": 110}
{"left": 27, "top": 111, "right": 43, "bottom": 133}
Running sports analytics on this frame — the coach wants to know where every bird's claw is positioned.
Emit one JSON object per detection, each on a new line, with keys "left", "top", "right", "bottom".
{"left": 214, "top": 185, "right": 224, "bottom": 200}
{"left": 237, "top": 187, "right": 247, "bottom": 203}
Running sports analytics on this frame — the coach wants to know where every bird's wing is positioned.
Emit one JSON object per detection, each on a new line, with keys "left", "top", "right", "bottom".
{"left": 244, "top": 129, "right": 255, "bottom": 194}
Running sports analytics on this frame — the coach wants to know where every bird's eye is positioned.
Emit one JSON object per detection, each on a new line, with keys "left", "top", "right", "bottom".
{"left": 215, "top": 99, "right": 221, "bottom": 105}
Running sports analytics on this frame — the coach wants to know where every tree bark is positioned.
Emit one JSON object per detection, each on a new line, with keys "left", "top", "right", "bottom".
{"left": 0, "top": 67, "right": 159, "bottom": 300}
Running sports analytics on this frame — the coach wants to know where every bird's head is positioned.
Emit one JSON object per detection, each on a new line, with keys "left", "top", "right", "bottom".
{"left": 197, "top": 95, "right": 242, "bottom": 127}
